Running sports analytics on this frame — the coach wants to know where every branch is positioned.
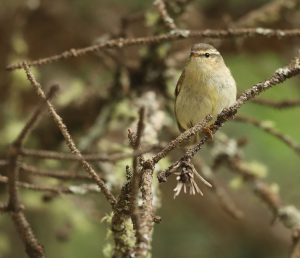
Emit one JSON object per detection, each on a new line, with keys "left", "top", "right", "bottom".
{"left": 235, "top": 0, "right": 300, "bottom": 27}
{"left": 22, "top": 63, "right": 116, "bottom": 207}
{"left": 153, "top": 0, "right": 177, "bottom": 30}
{"left": 158, "top": 53, "right": 300, "bottom": 181}
{"left": 128, "top": 108, "right": 146, "bottom": 253}
{"left": 5, "top": 85, "right": 57, "bottom": 258}
{"left": 7, "top": 28, "right": 300, "bottom": 70}
{"left": 0, "top": 175, "right": 100, "bottom": 195}
{"left": 251, "top": 98, "right": 300, "bottom": 109}
{"left": 20, "top": 164, "right": 94, "bottom": 181}
{"left": 150, "top": 115, "right": 212, "bottom": 165}
{"left": 234, "top": 115, "right": 300, "bottom": 156}
{"left": 111, "top": 107, "right": 146, "bottom": 257}
{"left": 20, "top": 145, "right": 161, "bottom": 162}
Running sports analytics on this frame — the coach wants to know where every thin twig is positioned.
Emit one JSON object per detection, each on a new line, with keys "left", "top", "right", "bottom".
{"left": 0, "top": 175, "right": 99, "bottom": 195}
{"left": 153, "top": 0, "right": 177, "bottom": 30}
{"left": 251, "top": 98, "right": 300, "bottom": 109}
{"left": 5, "top": 85, "right": 57, "bottom": 258}
{"left": 20, "top": 164, "right": 94, "bottom": 181}
{"left": 235, "top": 0, "right": 300, "bottom": 27}
{"left": 234, "top": 115, "right": 300, "bottom": 156}
{"left": 22, "top": 63, "right": 116, "bottom": 207}
{"left": 20, "top": 145, "right": 161, "bottom": 162}
{"left": 14, "top": 85, "right": 59, "bottom": 147}
{"left": 7, "top": 28, "right": 300, "bottom": 70}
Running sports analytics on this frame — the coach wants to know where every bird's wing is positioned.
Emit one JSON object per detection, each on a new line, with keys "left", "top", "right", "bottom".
{"left": 175, "top": 70, "right": 185, "bottom": 97}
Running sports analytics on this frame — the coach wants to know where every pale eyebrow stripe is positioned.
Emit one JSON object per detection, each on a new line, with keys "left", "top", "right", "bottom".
{"left": 193, "top": 49, "right": 220, "bottom": 55}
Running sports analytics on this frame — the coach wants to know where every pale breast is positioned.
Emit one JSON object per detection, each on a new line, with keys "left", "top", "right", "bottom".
{"left": 175, "top": 65, "right": 236, "bottom": 131}
{"left": 175, "top": 80, "right": 213, "bottom": 131}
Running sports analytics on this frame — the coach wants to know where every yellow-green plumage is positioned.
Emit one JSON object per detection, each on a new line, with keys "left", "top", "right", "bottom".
{"left": 175, "top": 43, "right": 236, "bottom": 133}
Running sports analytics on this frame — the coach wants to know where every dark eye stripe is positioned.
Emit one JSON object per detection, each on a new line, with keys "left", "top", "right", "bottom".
{"left": 200, "top": 53, "right": 219, "bottom": 57}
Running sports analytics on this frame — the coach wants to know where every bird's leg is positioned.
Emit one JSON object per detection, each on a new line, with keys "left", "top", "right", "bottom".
{"left": 202, "top": 125, "right": 214, "bottom": 140}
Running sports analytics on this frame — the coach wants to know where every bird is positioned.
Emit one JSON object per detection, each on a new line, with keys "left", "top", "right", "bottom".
{"left": 174, "top": 43, "right": 237, "bottom": 141}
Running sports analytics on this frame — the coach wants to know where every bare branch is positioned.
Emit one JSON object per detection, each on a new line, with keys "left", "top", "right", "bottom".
{"left": 151, "top": 115, "right": 212, "bottom": 165}
{"left": 153, "top": 0, "right": 177, "bottom": 30}
{"left": 22, "top": 63, "right": 116, "bottom": 207}
{"left": 129, "top": 108, "right": 146, "bottom": 253}
{"left": 234, "top": 115, "right": 300, "bottom": 156}
{"left": 20, "top": 145, "right": 161, "bottom": 162}
{"left": 158, "top": 53, "right": 300, "bottom": 181}
{"left": 14, "top": 85, "right": 59, "bottom": 147}
{"left": 11, "top": 212, "right": 44, "bottom": 258}
{"left": 235, "top": 0, "right": 300, "bottom": 27}
{"left": 5, "top": 85, "right": 57, "bottom": 258}
{"left": 0, "top": 175, "right": 100, "bottom": 195}
{"left": 7, "top": 28, "right": 300, "bottom": 70}
{"left": 20, "top": 164, "right": 94, "bottom": 181}
{"left": 251, "top": 98, "right": 300, "bottom": 109}
{"left": 135, "top": 168, "right": 154, "bottom": 257}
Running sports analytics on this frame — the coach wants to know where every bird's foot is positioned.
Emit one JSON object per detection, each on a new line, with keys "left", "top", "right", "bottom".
{"left": 202, "top": 126, "right": 214, "bottom": 140}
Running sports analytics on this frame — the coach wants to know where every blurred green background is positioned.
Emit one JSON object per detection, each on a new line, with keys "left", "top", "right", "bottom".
{"left": 0, "top": 0, "right": 300, "bottom": 258}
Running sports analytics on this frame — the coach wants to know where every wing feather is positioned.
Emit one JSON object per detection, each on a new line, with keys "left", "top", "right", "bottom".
{"left": 175, "top": 70, "right": 185, "bottom": 97}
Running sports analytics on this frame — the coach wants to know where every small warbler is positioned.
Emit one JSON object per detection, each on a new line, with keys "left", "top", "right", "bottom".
{"left": 175, "top": 43, "right": 237, "bottom": 139}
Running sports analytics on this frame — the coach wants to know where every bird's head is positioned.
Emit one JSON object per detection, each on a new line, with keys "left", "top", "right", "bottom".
{"left": 189, "top": 43, "right": 224, "bottom": 67}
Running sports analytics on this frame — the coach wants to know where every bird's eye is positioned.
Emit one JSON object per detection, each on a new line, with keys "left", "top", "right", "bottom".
{"left": 204, "top": 53, "right": 210, "bottom": 58}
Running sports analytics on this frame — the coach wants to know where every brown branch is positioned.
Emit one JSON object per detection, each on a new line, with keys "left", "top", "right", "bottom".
{"left": 235, "top": 0, "right": 300, "bottom": 27}
{"left": 5, "top": 86, "right": 57, "bottom": 258}
{"left": 14, "top": 85, "right": 59, "bottom": 148}
{"left": 7, "top": 28, "right": 300, "bottom": 70}
{"left": 0, "top": 175, "right": 100, "bottom": 195}
{"left": 158, "top": 53, "right": 300, "bottom": 181}
{"left": 215, "top": 150, "right": 300, "bottom": 253}
{"left": 151, "top": 115, "right": 212, "bottom": 165}
{"left": 20, "top": 164, "right": 94, "bottom": 181}
{"left": 111, "top": 108, "right": 146, "bottom": 257}
{"left": 20, "top": 145, "right": 161, "bottom": 162}
{"left": 234, "top": 115, "right": 300, "bottom": 156}
{"left": 129, "top": 108, "right": 146, "bottom": 254}
{"left": 11, "top": 212, "right": 44, "bottom": 258}
{"left": 251, "top": 98, "right": 300, "bottom": 109}
{"left": 135, "top": 167, "right": 154, "bottom": 257}
{"left": 153, "top": 0, "right": 177, "bottom": 30}
{"left": 111, "top": 176, "right": 135, "bottom": 257}
{"left": 22, "top": 63, "right": 116, "bottom": 207}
